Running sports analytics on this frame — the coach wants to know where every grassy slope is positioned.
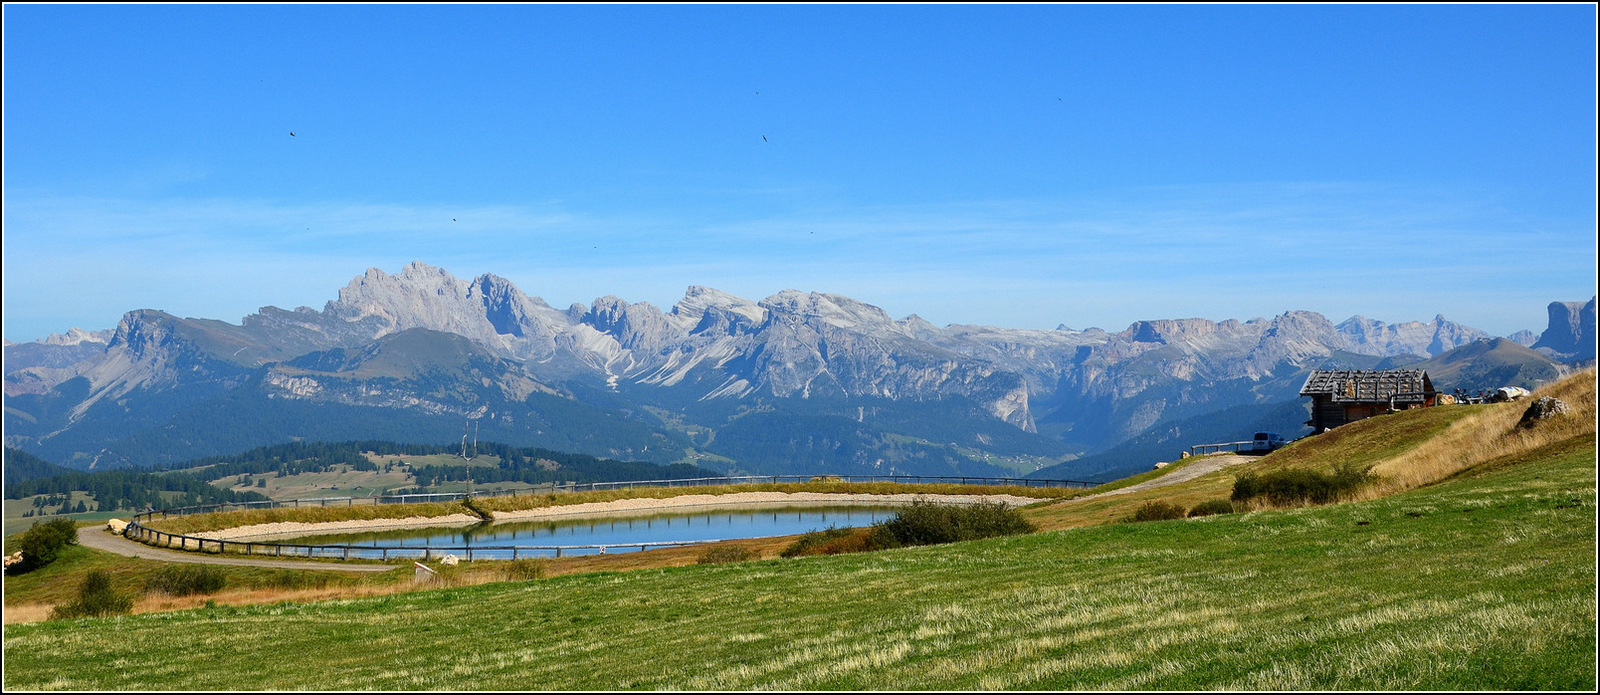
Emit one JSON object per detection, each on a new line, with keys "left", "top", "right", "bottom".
{"left": 4, "top": 427, "right": 1593, "bottom": 689}
{"left": 1017, "top": 405, "right": 1478, "bottom": 528}
{"left": 2, "top": 541, "right": 403, "bottom": 609}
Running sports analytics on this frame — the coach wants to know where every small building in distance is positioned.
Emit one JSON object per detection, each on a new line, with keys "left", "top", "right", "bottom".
{"left": 1300, "top": 369, "right": 1438, "bottom": 432}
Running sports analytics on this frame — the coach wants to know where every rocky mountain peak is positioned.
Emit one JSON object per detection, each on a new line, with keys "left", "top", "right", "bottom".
{"left": 1336, "top": 313, "right": 1490, "bottom": 358}
{"left": 473, "top": 273, "right": 561, "bottom": 340}
{"left": 106, "top": 310, "right": 178, "bottom": 359}
{"left": 1120, "top": 318, "right": 1221, "bottom": 345}
{"left": 896, "top": 314, "right": 942, "bottom": 341}
{"left": 40, "top": 328, "right": 113, "bottom": 346}
{"left": 1243, "top": 311, "right": 1342, "bottom": 374}
{"left": 759, "top": 290, "right": 894, "bottom": 331}
{"left": 1507, "top": 329, "right": 1539, "bottom": 347}
{"left": 1532, "top": 297, "right": 1597, "bottom": 362}
{"left": 668, "top": 286, "right": 766, "bottom": 331}
{"left": 582, "top": 297, "right": 679, "bottom": 352}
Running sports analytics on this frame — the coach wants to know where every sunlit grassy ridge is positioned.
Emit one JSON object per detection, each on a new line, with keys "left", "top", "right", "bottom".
{"left": 5, "top": 423, "right": 1593, "bottom": 689}
{"left": 1026, "top": 369, "right": 1595, "bottom": 529}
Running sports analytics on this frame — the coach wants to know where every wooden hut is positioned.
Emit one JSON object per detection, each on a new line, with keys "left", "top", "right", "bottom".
{"left": 1300, "top": 369, "right": 1437, "bottom": 432}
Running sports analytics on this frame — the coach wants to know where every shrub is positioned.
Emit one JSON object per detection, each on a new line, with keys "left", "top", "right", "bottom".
{"left": 1187, "top": 499, "right": 1235, "bottom": 517}
{"left": 780, "top": 502, "right": 1037, "bottom": 559}
{"left": 503, "top": 558, "right": 548, "bottom": 580}
{"left": 780, "top": 527, "right": 856, "bottom": 558}
{"left": 1130, "top": 501, "right": 1187, "bottom": 522}
{"left": 875, "top": 501, "right": 1037, "bottom": 547}
{"left": 51, "top": 570, "right": 134, "bottom": 619}
{"left": 11, "top": 517, "right": 79, "bottom": 573}
{"left": 696, "top": 546, "right": 756, "bottom": 565}
{"left": 145, "top": 564, "right": 228, "bottom": 596}
{"left": 1232, "top": 463, "right": 1373, "bottom": 506}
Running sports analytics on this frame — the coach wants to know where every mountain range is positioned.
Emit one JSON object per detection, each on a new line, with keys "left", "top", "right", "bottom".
{"left": 5, "top": 262, "right": 1591, "bottom": 481}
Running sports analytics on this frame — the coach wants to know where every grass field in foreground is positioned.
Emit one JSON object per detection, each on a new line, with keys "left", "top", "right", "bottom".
{"left": 4, "top": 432, "right": 1592, "bottom": 690}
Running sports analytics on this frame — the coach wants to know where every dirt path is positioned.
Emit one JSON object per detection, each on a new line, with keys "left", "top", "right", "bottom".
{"left": 75, "top": 526, "right": 394, "bottom": 573}
{"left": 1068, "top": 453, "right": 1255, "bottom": 503}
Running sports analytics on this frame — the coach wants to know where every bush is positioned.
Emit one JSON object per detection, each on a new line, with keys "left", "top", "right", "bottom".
{"left": 145, "top": 564, "right": 228, "bottom": 596}
{"left": 696, "top": 546, "right": 756, "bottom": 565}
{"left": 780, "top": 527, "right": 856, "bottom": 558}
{"left": 11, "top": 517, "right": 79, "bottom": 573}
{"left": 503, "top": 558, "right": 548, "bottom": 580}
{"left": 1130, "top": 501, "right": 1187, "bottom": 522}
{"left": 1187, "top": 499, "right": 1235, "bottom": 517}
{"left": 1232, "top": 464, "right": 1373, "bottom": 506}
{"left": 780, "top": 502, "right": 1037, "bottom": 559}
{"left": 51, "top": 570, "right": 134, "bottom": 619}
{"left": 876, "top": 501, "right": 1037, "bottom": 547}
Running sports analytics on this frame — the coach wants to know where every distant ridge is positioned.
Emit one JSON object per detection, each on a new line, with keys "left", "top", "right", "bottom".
{"left": 1, "top": 263, "right": 1575, "bottom": 479}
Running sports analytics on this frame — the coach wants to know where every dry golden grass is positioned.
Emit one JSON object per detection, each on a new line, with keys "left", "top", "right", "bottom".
{"left": 2, "top": 604, "right": 54, "bottom": 624}
{"left": 1362, "top": 369, "right": 1596, "bottom": 498}
{"left": 1023, "top": 370, "right": 1596, "bottom": 528}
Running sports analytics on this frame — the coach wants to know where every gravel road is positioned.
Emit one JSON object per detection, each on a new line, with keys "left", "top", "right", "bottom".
{"left": 1068, "top": 453, "right": 1255, "bottom": 503}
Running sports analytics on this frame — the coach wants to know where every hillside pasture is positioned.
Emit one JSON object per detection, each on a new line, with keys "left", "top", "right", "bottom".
{"left": 3, "top": 430, "right": 1592, "bottom": 690}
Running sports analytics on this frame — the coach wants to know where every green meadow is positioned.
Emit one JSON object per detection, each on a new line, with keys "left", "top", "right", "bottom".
{"left": 4, "top": 432, "right": 1592, "bottom": 690}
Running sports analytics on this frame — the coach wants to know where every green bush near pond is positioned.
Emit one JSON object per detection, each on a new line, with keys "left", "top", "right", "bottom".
{"left": 782, "top": 501, "right": 1037, "bottom": 558}
{"left": 876, "top": 500, "right": 1036, "bottom": 546}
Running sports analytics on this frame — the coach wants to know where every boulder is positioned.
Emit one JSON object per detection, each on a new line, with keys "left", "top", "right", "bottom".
{"left": 1494, "top": 386, "right": 1532, "bottom": 403}
{"left": 1519, "top": 397, "right": 1573, "bottom": 427}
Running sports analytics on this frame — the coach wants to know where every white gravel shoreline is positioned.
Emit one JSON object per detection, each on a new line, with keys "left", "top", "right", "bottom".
{"left": 194, "top": 492, "right": 1039, "bottom": 542}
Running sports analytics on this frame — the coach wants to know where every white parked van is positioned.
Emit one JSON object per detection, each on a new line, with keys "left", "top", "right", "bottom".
{"left": 1252, "top": 432, "right": 1286, "bottom": 451}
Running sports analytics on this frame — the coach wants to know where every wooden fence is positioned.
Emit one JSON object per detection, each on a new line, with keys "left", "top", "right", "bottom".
{"left": 1187, "top": 441, "right": 1257, "bottom": 457}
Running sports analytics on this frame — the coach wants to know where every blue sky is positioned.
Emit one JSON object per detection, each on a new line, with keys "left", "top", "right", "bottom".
{"left": 4, "top": 4, "right": 1595, "bottom": 342}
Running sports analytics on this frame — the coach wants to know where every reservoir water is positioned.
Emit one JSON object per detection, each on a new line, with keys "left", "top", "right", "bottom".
{"left": 272, "top": 505, "right": 903, "bottom": 559}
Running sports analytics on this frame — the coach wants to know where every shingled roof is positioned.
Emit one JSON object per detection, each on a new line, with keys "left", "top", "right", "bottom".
{"left": 1300, "top": 369, "right": 1435, "bottom": 404}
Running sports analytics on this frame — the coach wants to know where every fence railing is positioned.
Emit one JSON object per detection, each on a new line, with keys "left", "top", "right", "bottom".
{"left": 1188, "top": 441, "right": 1257, "bottom": 457}
{"left": 125, "top": 473, "right": 1103, "bottom": 563}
